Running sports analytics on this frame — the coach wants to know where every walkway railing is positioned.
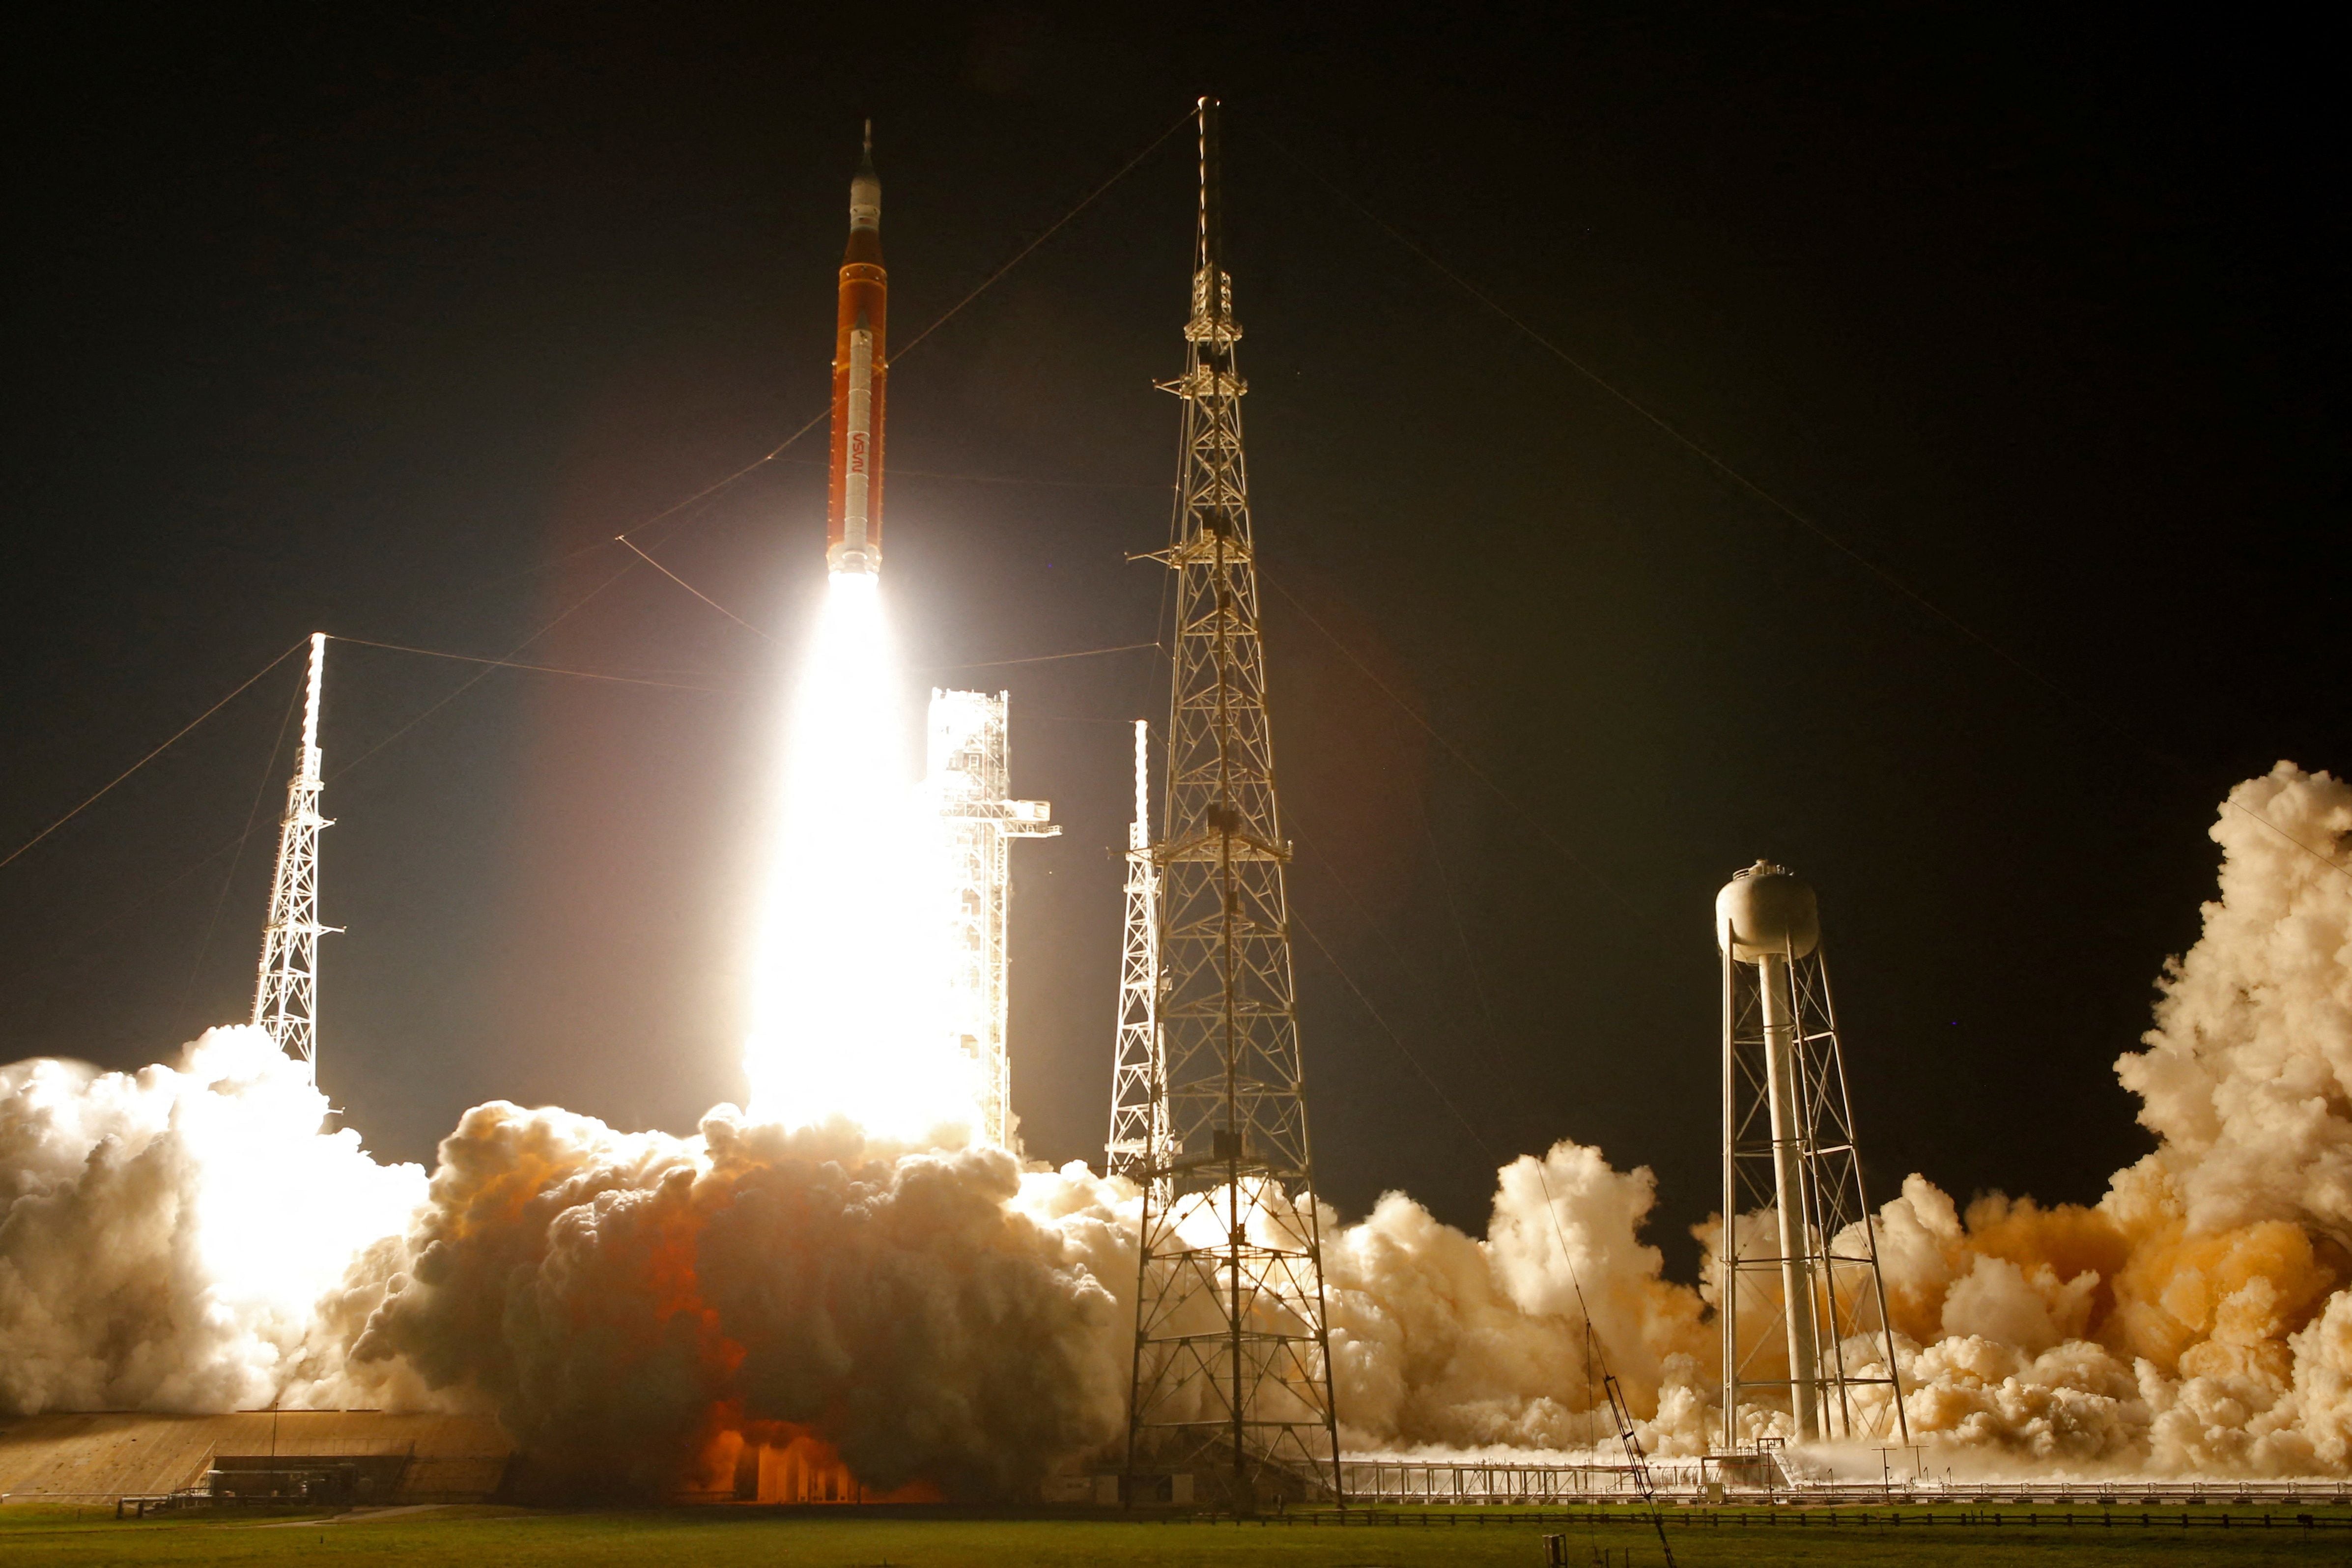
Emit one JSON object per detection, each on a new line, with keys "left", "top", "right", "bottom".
{"left": 1337, "top": 1457, "right": 2352, "bottom": 1509}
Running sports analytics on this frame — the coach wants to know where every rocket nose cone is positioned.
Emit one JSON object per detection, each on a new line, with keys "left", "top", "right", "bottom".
{"left": 849, "top": 123, "right": 880, "bottom": 230}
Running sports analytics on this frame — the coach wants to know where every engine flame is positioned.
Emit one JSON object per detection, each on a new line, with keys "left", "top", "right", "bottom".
{"left": 743, "top": 570, "right": 977, "bottom": 1142}
{"left": 701, "top": 1422, "right": 947, "bottom": 1504}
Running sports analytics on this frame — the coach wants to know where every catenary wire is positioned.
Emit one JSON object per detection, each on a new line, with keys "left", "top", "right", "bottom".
{"left": 1293, "top": 896, "right": 1674, "bottom": 1504}
{"left": 1301, "top": 834, "right": 1639, "bottom": 1456}
{"left": 921, "top": 640, "right": 1162, "bottom": 672}
{"left": 0, "top": 639, "right": 308, "bottom": 872}
{"left": 328, "top": 557, "right": 645, "bottom": 782}
{"left": 341, "top": 627, "right": 1161, "bottom": 687}
{"left": 890, "top": 107, "right": 1195, "bottom": 363}
{"left": 181, "top": 681, "right": 304, "bottom": 1004}
{"left": 0, "top": 824, "right": 259, "bottom": 1000}
{"left": 308, "top": 110, "right": 1198, "bottom": 791}
{"left": 610, "top": 106, "right": 1195, "bottom": 551}
{"left": 1256, "top": 128, "right": 2104, "bottom": 723}
{"left": 238, "top": 107, "right": 1201, "bottom": 800}
{"left": 614, "top": 537, "right": 784, "bottom": 646}
{"left": 1265, "top": 577, "right": 1643, "bottom": 915}
{"left": 829, "top": 458, "right": 1162, "bottom": 490}
{"left": 330, "top": 634, "right": 731, "bottom": 691}
{"left": 1259, "top": 127, "right": 2348, "bottom": 891}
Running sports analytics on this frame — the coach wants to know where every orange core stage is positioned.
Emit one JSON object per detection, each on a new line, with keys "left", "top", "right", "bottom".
{"left": 826, "top": 123, "right": 886, "bottom": 575}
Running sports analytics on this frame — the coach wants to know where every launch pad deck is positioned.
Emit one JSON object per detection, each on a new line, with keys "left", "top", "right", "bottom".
{"left": 0, "top": 1411, "right": 511, "bottom": 1507}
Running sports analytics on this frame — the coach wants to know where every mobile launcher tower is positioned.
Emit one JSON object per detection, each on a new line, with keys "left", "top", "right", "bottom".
{"left": 1716, "top": 862, "right": 1909, "bottom": 1448}
{"left": 928, "top": 687, "right": 1057, "bottom": 1151}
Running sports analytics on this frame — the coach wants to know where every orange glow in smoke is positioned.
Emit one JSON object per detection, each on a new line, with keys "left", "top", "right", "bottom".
{"left": 636, "top": 1200, "right": 941, "bottom": 1506}
{"left": 699, "top": 1420, "right": 943, "bottom": 1505}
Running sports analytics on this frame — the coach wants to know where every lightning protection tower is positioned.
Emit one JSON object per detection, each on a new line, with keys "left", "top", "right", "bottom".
{"left": 1717, "top": 861, "right": 1908, "bottom": 1448}
{"left": 1125, "top": 97, "right": 1341, "bottom": 1511}
{"left": 254, "top": 632, "right": 335, "bottom": 1083}
{"left": 1105, "top": 720, "right": 1161, "bottom": 1179}
{"left": 928, "top": 687, "right": 1058, "bottom": 1149}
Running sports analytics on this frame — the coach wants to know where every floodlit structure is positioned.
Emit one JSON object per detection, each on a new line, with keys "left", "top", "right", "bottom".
{"left": 927, "top": 687, "right": 1057, "bottom": 1149}
{"left": 254, "top": 632, "right": 335, "bottom": 1083}
{"left": 1124, "top": 97, "right": 1342, "bottom": 1510}
{"left": 1105, "top": 720, "right": 1161, "bottom": 1179}
{"left": 1717, "top": 861, "right": 1907, "bottom": 1446}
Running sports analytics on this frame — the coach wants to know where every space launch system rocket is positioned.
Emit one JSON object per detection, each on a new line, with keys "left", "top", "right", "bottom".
{"left": 826, "top": 123, "right": 886, "bottom": 576}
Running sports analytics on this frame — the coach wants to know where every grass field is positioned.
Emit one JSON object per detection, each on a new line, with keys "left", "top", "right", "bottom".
{"left": 4, "top": 1503, "right": 2350, "bottom": 1566}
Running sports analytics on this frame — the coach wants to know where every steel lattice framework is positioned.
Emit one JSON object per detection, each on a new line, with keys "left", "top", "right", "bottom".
{"left": 1720, "top": 926, "right": 1909, "bottom": 1448}
{"left": 1105, "top": 720, "right": 1162, "bottom": 1180}
{"left": 254, "top": 632, "right": 334, "bottom": 1083}
{"left": 928, "top": 687, "right": 1057, "bottom": 1149}
{"left": 1124, "top": 97, "right": 1341, "bottom": 1511}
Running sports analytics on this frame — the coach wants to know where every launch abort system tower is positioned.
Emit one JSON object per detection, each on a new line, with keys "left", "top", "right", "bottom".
{"left": 1717, "top": 862, "right": 1908, "bottom": 1447}
{"left": 1122, "top": 97, "right": 1342, "bottom": 1508}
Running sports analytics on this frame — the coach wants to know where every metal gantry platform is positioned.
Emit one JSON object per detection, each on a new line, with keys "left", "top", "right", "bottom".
{"left": 928, "top": 686, "right": 1056, "bottom": 1150}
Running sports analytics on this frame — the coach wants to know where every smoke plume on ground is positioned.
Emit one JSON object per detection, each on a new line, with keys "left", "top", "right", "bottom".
{"left": 329, "top": 1106, "right": 1128, "bottom": 1498}
{"left": 1326, "top": 764, "right": 2352, "bottom": 1476}
{"left": 0, "top": 1026, "right": 423, "bottom": 1414}
{"left": 3, "top": 765, "right": 2350, "bottom": 1486}
{"left": 1855, "top": 763, "right": 2352, "bottom": 1473}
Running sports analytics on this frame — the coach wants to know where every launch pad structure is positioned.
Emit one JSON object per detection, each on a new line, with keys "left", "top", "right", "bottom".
{"left": 1117, "top": 97, "right": 1343, "bottom": 1510}
{"left": 253, "top": 632, "right": 334, "bottom": 1084}
{"left": 1105, "top": 720, "right": 1161, "bottom": 1181}
{"left": 929, "top": 687, "right": 1057, "bottom": 1151}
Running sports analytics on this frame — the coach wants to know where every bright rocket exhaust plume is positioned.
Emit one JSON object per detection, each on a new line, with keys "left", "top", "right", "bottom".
{"left": 741, "top": 570, "right": 976, "bottom": 1140}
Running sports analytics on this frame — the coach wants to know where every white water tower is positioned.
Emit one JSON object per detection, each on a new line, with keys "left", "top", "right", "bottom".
{"left": 1716, "top": 861, "right": 1908, "bottom": 1448}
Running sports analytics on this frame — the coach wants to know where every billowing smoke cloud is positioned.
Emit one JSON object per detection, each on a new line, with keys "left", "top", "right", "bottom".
{"left": 1323, "top": 1141, "right": 1709, "bottom": 1454}
{"left": 0, "top": 1031, "right": 1136, "bottom": 1497}
{"left": 1326, "top": 765, "right": 2352, "bottom": 1477}
{"left": 0, "top": 1026, "right": 423, "bottom": 1414}
{"left": 329, "top": 1106, "right": 1129, "bottom": 1498}
{"left": 2122, "top": 765, "right": 2352, "bottom": 1243}
{"left": 4, "top": 764, "right": 2351, "bottom": 1486}
{"left": 1844, "top": 763, "right": 2352, "bottom": 1473}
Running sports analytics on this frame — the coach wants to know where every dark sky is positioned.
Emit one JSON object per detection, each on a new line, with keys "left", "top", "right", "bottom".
{"left": 2, "top": 5, "right": 2341, "bottom": 1279}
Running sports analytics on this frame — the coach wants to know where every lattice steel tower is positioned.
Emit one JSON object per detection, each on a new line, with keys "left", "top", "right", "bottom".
{"left": 254, "top": 632, "right": 335, "bottom": 1083}
{"left": 1717, "top": 862, "right": 1908, "bottom": 1448}
{"left": 1125, "top": 97, "right": 1341, "bottom": 1509}
{"left": 927, "top": 687, "right": 1057, "bottom": 1149}
{"left": 1105, "top": 720, "right": 1162, "bottom": 1181}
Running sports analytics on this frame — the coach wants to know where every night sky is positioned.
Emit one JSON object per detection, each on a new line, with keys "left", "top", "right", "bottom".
{"left": 3, "top": 6, "right": 2341, "bottom": 1280}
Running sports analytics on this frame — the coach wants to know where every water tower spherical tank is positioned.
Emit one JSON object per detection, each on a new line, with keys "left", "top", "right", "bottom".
{"left": 1715, "top": 861, "right": 1820, "bottom": 964}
